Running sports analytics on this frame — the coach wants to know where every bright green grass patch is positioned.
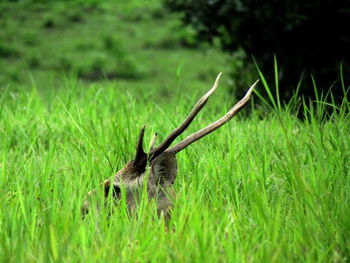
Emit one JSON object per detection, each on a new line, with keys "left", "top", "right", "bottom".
{"left": 0, "top": 77, "right": 349, "bottom": 262}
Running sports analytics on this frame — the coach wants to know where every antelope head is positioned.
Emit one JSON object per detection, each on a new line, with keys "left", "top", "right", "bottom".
{"left": 81, "top": 73, "right": 259, "bottom": 220}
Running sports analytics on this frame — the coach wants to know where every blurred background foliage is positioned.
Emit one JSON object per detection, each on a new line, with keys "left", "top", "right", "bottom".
{"left": 165, "top": 0, "right": 350, "bottom": 102}
{"left": 0, "top": 0, "right": 349, "bottom": 103}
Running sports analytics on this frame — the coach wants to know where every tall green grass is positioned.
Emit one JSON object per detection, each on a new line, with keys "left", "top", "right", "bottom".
{"left": 0, "top": 73, "right": 349, "bottom": 262}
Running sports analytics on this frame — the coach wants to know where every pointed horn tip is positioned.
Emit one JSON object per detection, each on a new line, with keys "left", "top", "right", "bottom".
{"left": 208, "top": 72, "right": 223, "bottom": 94}
{"left": 248, "top": 79, "right": 260, "bottom": 93}
{"left": 215, "top": 72, "right": 223, "bottom": 82}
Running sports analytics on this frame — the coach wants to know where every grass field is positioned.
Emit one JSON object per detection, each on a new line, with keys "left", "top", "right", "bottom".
{"left": 1, "top": 1, "right": 350, "bottom": 262}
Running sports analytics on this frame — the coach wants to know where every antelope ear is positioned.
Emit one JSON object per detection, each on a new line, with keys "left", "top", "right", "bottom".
{"left": 150, "top": 152, "right": 177, "bottom": 185}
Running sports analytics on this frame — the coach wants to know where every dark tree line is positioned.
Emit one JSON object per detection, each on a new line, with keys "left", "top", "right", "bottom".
{"left": 165, "top": 0, "right": 350, "bottom": 102}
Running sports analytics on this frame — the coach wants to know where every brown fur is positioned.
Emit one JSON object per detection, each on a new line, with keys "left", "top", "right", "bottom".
{"left": 81, "top": 152, "right": 177, "bottom": 220}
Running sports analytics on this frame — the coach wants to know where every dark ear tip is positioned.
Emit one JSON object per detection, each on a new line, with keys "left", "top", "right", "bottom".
{"left": 134, "top": 126, "right": 148, "bottom": 172}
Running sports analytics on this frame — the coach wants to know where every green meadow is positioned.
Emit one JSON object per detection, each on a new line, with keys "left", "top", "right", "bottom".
{"left": 1, "top": 1, "right": 349, "bottom": 262}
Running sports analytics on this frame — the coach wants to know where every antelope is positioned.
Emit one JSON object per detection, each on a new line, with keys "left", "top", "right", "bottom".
{"left": 81, "top": 73, "right": 259, "bottom": 220}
